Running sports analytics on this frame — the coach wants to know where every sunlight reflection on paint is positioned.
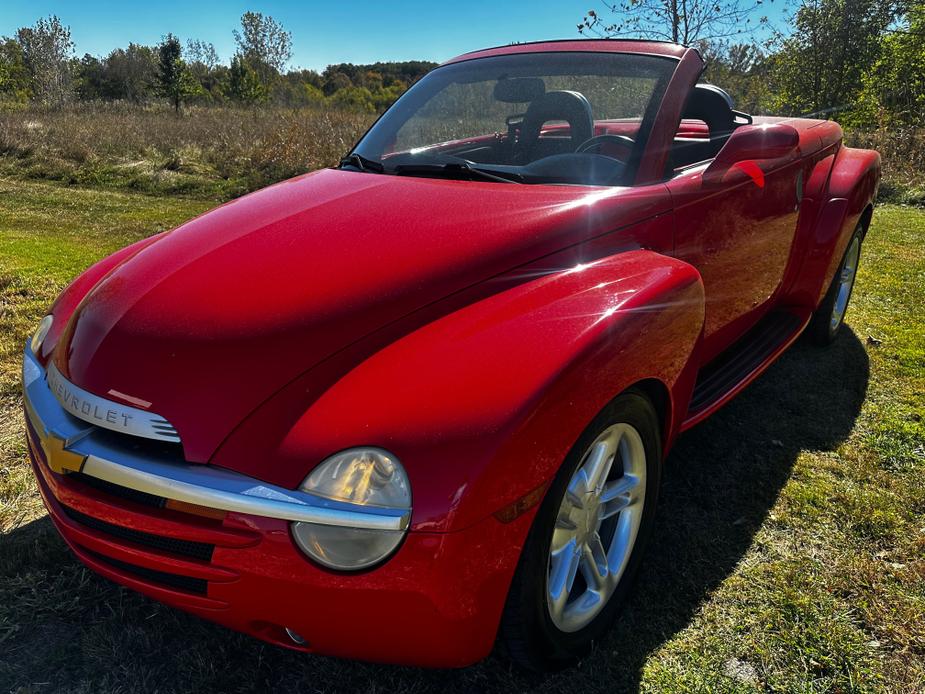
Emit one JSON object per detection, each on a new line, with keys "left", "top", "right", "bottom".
{"left": 554, "top": 187, "right": 626, "bottom": 213}
{"left": 595, "top": 306, "right": 618, "bottom": 325}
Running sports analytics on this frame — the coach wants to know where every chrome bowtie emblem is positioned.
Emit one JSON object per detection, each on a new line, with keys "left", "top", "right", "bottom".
{"left": 39, "top": 426, "right": 92, "bottom": 475}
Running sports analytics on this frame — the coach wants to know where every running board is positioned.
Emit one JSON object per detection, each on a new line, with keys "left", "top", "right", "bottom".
{"left": 682, "top": 310, "right": 810, "bottom": 430}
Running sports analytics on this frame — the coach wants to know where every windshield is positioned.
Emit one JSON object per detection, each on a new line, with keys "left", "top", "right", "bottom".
{"left": 347, "top": 51, "right": 676, "bottom": 186}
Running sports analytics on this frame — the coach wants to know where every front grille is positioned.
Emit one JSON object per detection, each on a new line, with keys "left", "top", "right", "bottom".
{"left": 67, "top": 471, "right": 167, "bottom": 510}
{"left": 62, "top": 505, "right": 215, "bottom": 562}
{"left": 82, "top": 547, "right": 208, "bottom": 595}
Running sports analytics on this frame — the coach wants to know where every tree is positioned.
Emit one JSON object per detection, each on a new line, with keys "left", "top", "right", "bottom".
{"left": 185, "top": 39, "right": 223, "bottom": 102}
{"left": 232, "top": 11, "right": 292, "bottom": 85}
{"left": 853, "top": 3, "right": 925, "bottom": 127}
{"left": 104, "top": 43, "right": 157, "bottom": 102}
{"left": 186, "top": 39, "right": 220, "bottom": 70}
{"left": 702, "top": 42, "right": 773, "bottom": 113}
{"left": 272, "top": 69, "right": 324, "bottom": 105}
{"left": 330, "top": 85, "right": 376, "bottom": 112}
{"left": 228, "top": 54, "right": 265, "bottom": 103}
{"left": 579, "top": 0, "right": 770, "bottom": 45}
{"left": 16, "top": 15, "right": 74, "bottom": 104}
{"left": 0, "top": 38, "right": 31, "bottom": 102}
{"left": 769, "top": 0, "right": 896, "bottom": 117}
{"left": 72, "top": 53, "right": 104, "bottom": 100}
{"left": 322, "top": 70, "right": 352, "bottom": 96}
{"left": 156, "top": 34, "right": 199, "bottom": 112}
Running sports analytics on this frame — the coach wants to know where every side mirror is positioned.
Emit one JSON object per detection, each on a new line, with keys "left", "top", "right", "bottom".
{"left": 705, "top": 123, "right": 800, "bottom": 183}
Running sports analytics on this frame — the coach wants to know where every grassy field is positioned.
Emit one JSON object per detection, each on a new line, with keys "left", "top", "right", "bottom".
{"left": 0, "top": 103, "right": 372, "bottom": 200}
{"left": 0, "top": 103, "right": 923, "bottom": 206}
{"left": 0, "top": 178, "right": 923, "bottom": 693}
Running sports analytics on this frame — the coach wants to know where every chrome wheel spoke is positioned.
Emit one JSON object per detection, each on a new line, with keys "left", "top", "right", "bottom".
{"left": 599, "top": 474, "right": 639, "bottom": 519}
{"left": 580, "top": 438, "right": 616, "bottom": 494}
{"left": 551, "top": 513, "right": 578, "bottom": 553}
{"left": 548, "top": 540, "right": 581, "bottom": 620}
{"left": 565, "top": 474, "right": 587, "bottom": 509}
{"left": 580, "top": 533, "right": 609, "bottom": 591}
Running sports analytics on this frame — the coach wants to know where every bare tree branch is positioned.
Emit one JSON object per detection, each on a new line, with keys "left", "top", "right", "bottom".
{"left": 579, "top": 0, "right": 770, "bottom": 46}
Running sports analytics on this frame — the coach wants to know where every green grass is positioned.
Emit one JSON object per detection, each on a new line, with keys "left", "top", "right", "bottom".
{"left": 0, "top": 178, "right": 923, "bottom": 692}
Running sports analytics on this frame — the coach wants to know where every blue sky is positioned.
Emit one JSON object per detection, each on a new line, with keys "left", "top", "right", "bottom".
{"left": 0, "top": 1, "right": 787, "bottom": 71}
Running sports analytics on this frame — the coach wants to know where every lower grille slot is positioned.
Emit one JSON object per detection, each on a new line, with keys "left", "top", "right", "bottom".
{"left": 83, "top": 548, "right": 208, "bottom": 595}
{"left": 62, "top": 505, "right": 215, "bottom": 562}
{"left": 67, "top": 471, "right": 167, "bottom": 510}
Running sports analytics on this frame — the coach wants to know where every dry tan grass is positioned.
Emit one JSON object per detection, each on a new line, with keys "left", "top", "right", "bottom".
{"left": 0, "top": 102, "right": 922, "bottom": 205}
{"left": 0, "top": 102, "right": 374, "bottom": 198}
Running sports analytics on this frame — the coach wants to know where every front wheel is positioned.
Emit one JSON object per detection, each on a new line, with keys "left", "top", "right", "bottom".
{"left": 807, "top": 226, "right": 863, "bottom": 345}
{"left": 500, "top": 390, "right": 662, "bottom": 670}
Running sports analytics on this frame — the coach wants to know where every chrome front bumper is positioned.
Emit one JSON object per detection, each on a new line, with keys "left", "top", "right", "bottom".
{"left": 23, "top": 345, "right": 410, "bottom": 531}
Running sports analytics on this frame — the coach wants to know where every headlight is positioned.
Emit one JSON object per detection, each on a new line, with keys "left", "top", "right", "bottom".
{"left": 291, "top": 448, "right": 411, "bottom": 571}
{"left": 30, "top": 315, "right": 53, "bottom": 354}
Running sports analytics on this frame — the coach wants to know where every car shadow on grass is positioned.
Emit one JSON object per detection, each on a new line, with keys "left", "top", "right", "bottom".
{"left": 0, "top": 329, "right": 869, "bottom": 693}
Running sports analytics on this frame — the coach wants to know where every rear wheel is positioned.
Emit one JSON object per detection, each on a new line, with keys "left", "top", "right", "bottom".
{"left": 807, "top": 226, "right": 863, "bottom": 346}
{"left": 500, "top": 390, "right": 662, "bottom": 670}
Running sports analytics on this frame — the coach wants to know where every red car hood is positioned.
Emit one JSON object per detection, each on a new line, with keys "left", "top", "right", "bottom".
{"left": 54, "top": 169, "right": 668, "bottom": 462}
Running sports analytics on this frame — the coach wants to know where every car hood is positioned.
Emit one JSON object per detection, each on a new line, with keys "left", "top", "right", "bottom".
{"left": 53, "top": 168, "right": 668, "bottom": 462}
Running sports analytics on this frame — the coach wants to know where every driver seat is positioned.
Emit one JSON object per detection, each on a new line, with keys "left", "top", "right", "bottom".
{"left": 518, "top": 91, "right": 594, "bottom": 163}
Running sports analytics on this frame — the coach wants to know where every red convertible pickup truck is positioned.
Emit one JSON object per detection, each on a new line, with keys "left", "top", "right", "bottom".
{"left": 23, "top": 39, "right": 879, "bottom": 670}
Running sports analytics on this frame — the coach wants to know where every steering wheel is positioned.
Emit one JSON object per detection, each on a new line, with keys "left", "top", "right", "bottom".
{"left": 576, "top": 134, "right": 635, "bottom": 162}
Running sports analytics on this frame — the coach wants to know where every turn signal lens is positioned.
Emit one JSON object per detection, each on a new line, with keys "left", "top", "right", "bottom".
{"left": 291, "top": 448, "right": 411, "bottom": 570}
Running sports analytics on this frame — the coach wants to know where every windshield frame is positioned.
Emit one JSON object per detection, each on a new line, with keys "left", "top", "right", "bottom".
{"left": 342, "top": 50, "right": 680, "bottom": 188}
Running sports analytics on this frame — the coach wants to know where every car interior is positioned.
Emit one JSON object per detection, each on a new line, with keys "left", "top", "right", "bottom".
{"left": 381, "top": 79, "right": 753, "bottom": 186}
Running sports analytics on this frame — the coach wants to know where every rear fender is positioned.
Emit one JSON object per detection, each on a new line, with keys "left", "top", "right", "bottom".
{"left": 787, "top": 146, "right": 880, "bottom": 308}
{"left": 223, "top": 250, "right": 704, "bottom": 533}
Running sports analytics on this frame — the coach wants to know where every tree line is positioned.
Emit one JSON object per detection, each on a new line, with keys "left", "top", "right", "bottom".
{"left": 581, "top": 0, "right": 924, "bottom": 130}
{"left": 1, "top": 3, "right": 923, "bottom": 131}
{"left": 0, "top": 12, "right": 437, "bottom": 113}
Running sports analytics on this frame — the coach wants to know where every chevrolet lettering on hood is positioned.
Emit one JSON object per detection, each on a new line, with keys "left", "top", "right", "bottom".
{"left": 46, "top": 363, "right": 180, "bottom": 443}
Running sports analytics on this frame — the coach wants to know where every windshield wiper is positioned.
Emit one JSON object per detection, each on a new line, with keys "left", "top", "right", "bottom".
{"left": 339, "top": 153, "right": 385, "bottom": 173}
{"left": 392, "top": 161, "right": 522, "bottom": 184}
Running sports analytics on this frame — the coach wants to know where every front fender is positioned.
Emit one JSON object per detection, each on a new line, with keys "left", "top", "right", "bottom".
{"left": 214, "top": 250, "right": 704, "bottom": 533}
{"left": 38, "top": 233, "right": 167, "bottom": 363}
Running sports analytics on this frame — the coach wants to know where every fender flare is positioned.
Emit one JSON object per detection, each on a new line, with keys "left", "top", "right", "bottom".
{"left": 790, "top": 146, "right": 880, "bottom": 309}
{"left": 215, "top": 250, "right": 705, "bottom": 533}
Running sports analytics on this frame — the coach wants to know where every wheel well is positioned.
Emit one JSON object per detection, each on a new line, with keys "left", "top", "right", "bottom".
{"left": 630, "top": 378, "right": 671, "bottom": 450}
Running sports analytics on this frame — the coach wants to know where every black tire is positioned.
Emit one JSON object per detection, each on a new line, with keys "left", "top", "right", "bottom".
{"left": 807, "top": 225, "right": 864, "bottom": 346}
{"left": 500, "top": 389, "right": 662, "bottom": 671}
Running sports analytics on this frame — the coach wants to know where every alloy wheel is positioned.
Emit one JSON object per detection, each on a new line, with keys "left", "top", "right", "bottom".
{"left": 831, "top": 235, "right": 861, "bottom": 333}
{"left": 546, "top": 423, "right": 647, "bottom": 633}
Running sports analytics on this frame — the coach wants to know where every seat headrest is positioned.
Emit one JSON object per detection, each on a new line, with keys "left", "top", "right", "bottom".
{"left": 520, "top": 90, "right": 594, "bottom": 150}
{"left": 682, "top": 84, "right": 736, "bottom": 136}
